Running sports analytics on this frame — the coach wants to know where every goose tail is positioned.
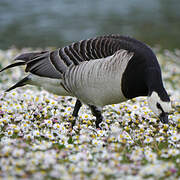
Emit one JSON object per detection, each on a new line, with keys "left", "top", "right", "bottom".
{"left": 0, "top": 61, "right": 25, "bottom": 72}
{"left": 0, "top": 51, "right": 63, "bottom": 79}
{"left": 5, "top": 76, "right": 30, "bottom": 92}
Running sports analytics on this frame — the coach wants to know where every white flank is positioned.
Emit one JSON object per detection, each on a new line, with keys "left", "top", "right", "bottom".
{"left": 64, "top": 49, "right": 134, "bottom": 106}
{"left": 28, "top": 74, "right": 70, "bottom": 96}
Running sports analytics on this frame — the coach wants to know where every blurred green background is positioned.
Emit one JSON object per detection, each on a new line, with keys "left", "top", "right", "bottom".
{"left": 0, "top": 0, "right": 179, "bottom": 50}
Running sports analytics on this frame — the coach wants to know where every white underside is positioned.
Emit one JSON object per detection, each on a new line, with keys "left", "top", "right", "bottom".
{"left": 28, "top": 74, "right": 70, "bottom": 96}
{"left": 74, "top": 78, "right": 127, "bottom": 106}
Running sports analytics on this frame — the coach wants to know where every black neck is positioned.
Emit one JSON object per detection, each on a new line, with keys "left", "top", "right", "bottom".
{"left": 146, "top": 68, "right": 170, "bottom": 101}
{"left": 119, "top": 36, "right": 170, "bottom": 101}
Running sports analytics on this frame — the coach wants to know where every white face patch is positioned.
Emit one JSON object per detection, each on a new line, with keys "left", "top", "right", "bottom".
{"left": 147, "top": 91, "right": 172, "bottom": 116}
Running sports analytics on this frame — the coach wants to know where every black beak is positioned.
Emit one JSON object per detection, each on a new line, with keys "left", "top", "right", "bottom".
{"left": 159, "top": 113, "right": 169, "bottom": 124}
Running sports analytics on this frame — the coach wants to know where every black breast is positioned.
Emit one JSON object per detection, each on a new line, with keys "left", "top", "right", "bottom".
{"left": 121, "top": 43, "right": 161, "bottom": 99}
{"left": 121, "top": 54, "right": 149, "bottom": 99}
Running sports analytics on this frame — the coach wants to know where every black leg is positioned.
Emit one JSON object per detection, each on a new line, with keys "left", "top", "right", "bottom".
{"left": 71, "top": 99, "right": 82, "bottom": 127}
{"left": 89, "top": 105, "right": 103, "bottom": 128}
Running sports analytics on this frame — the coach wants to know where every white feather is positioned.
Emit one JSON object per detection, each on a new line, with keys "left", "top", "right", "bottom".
{"left": 147, "top": 91, "right": 172, "bottom": 116}
{"left": 28, "top": 74, "right": 70, "bottom": 96}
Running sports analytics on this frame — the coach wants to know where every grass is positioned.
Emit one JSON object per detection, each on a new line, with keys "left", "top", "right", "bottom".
{"left": 0, "top": 48, "right": 179, "bottom": 179}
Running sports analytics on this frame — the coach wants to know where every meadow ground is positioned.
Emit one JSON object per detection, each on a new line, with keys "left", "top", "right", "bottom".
{"left": 0, "top": 48, "right": 179, "bottom": 180}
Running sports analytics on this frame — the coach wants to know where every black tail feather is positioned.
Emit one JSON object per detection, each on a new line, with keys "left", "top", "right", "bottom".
{"left": 0, "top": 51, "right": 47, "bottom": 73}
{"left": 1, "top": 50, "right": 62, "bottom": 79}
{"left": 0, "top": 61, "right": 25, "bottom": 73}
{"left": 14, "top": 51, "right": 48, "bottom": 62}
{"left": 5, "top": 76, "right": 30, "bottom": 92}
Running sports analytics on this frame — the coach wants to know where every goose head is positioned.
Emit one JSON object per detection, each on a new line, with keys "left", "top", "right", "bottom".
{"left": 147, "top": 91, "right": 172, "bottom": 124}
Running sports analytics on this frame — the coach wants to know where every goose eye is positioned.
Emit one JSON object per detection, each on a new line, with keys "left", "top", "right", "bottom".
{"left": 156, "top": 103, "right": 161, "bottom": 109}
{"left": 156, "top": 103, "right": 163, "bottom": 112}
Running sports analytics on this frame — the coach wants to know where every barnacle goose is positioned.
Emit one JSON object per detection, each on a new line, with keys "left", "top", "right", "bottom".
{"left": 0, "top": 35, "right": 172, "bottom": 128}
